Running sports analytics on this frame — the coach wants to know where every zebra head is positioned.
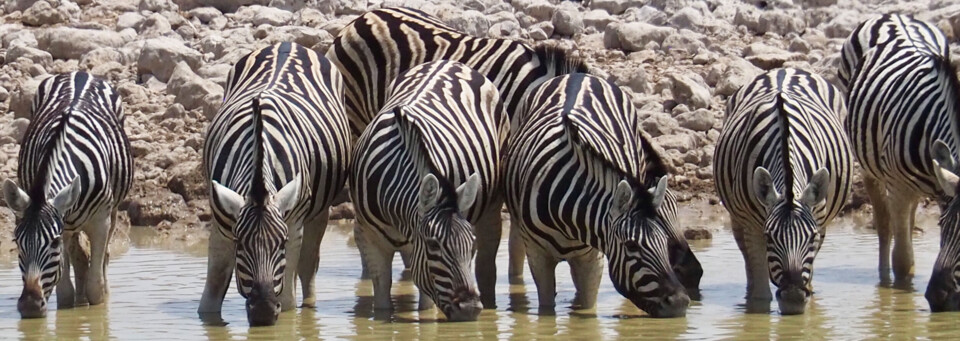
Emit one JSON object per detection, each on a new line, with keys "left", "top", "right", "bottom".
{"left": 926, "top": 139, "right": 960, "bottom": 312}
{"left": 210, "top": 174, "right": 302, "bottom": 326}
{"left": 412, "top": 173, "right": 483, "bottom": 322}
{"left": 606, "top": 177, "right": 690, "bottom": 318}
{"left": 3, "top": 177, "right": 81, "bottom": 318}
{"left": 753, "top": 166, "right": 830, "bottom": 315}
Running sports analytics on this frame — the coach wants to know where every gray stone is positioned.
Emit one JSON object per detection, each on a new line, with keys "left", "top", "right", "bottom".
{"left": 654, "top": 134, "right": 696, "bottom": 154}
{"left": 716, "top": 58, "right": 762, "bottom": 97}
{"left": 677, "top": 109, "right": 715, "bottom": 132}
{"left": 3, "top": 30, "right": 37, "bottom": 48}
{"left": 6, "top": 45, "right": 52, "bottom": 66}
{"left": 489, "top": 21, "right": 522, "bottom": 38}
{"left": 623, "top": 6, "right": 667, "bottom": 26}
{"left": 583, "top": 9, "right": 615, "bottom": 30}
{"left": 187, "top": 7, "right": 223, "bottom": 24}
{"left": 607, "top": 22, "right": 676, "bottom": 52}
{"left": 167, "top": 62, "right": 224, "bottom": 113}
{"left": 669, "top": 73, "right": 712, "bottom": 109}
{"left": 140, "top": 0, "right": 178, "bottom": 12}
{"left": 202, "top": 93, "right": 223, "bottom": 120}
{"left": 137, "top": 37, "right": 203, "bottom": 82}
{"left": 529, "top": 22, "right": 554, "bottom": 40}
{"left": 444, "top": 10, "right": 491, "bottom": 37}
{"left": 80, "top": 47, "right": 124, "bottom": 70}
{"left": 265, "top": 26, "right": 332, "bottom": 49}
{"left": 22, "top": 0, "right": 74, "bottom": 27}
{"left": 197, "top": 63, "right": 232, "bottom": 88}
{"left": 743, "top": 43, "right": 802, "bottom": 70}
{"left": 10, "top": 77, "right": 43, "bottom": 119}
{"left": 520, "top": 0, "right": 555, "bottom": 22}
{"left": 171, "top": 0, "right": 270, "bottom": 12}
{"left": 139, "top": 13, "right": 173, "bottom": 37}
{"left": 662, "top": 29, "right": 705, "bottom": 55}
{"left": 335, "top": 0, "right": 367, "bottom": 15}
{"left": 757, "top": 11, "right": 805, "bottom": 36}
{"left": 117, "top": 12, "right": 146, "bottom": 31}
{"left": 590, "top": 0, "right": 628, "bottom": 15}
{"left": 668, "top": 7, "right": 702, "bottom": 30}
{"left": 552, "top": 2, "right": 584, "bottom": 36}
{"left": 37, "top": 28, "right": 127, "bottom": 60}
{"left": 235, "top": 5, "right": 294, "bottom": 26}
{"left": 823, "top": 13, "right": 863, "bottom": 39}
{"left": 642, "top": 112, "right": 679, "bottom": 137}
{"left": 732, "top": 5, "right": 760, "bottom": 32}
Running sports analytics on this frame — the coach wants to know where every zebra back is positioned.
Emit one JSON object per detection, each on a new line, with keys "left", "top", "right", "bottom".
{"left": 716, "top": 68, "right": 851, "bottom": 229}
{"left": 839, "top": 14, "right": 948, "bottom": 91}
{"left": 327, "top": 6, "right": 588, "bottom": 136}
{"left": 17, "top": 71, "right": 131, "bottom": 226}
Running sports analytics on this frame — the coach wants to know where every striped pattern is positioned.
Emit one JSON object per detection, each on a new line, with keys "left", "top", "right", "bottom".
{"left": 4, "top": 71, "right": 132, "bottom": 316}
{"left": 839, "top": 15, "right": 960, "bottom": 311}
{"left": 327, "top": 7, "right": 588, "bottom": 136}
{"left": 350, "top": 60, "right": 507, "bottom": 321}
{"left": 200, "top": 42, "right": 350, "bottom": 325}
{"left": 715, "top": 68, "right": 852, "bottom": 314}
{"left": 504, "top": 73, "right": 693, "bottom": 317}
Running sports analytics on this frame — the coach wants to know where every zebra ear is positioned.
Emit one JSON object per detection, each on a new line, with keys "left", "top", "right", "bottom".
{"left": 419, "top": 173, "right": 441, "bottom": 213}
{"left": 648, "top": 176, "right": 668, "bottom": 210}
{"left": 276, "top": 174, "right": 302, "bottom": 214}
{"left": 52, "top": 177, "right": 82, "bottom": 214}
{"left": 611, "top": 180, "right": 634, "bottom": 218}
{"left": 934, "top": 159, "right": 960, "bottom": 198}
{"left": 801, "top": 168, "right": 831, "bottom": 207}
{"left": 2, "top": 179, "right": 30, "bottom": 213}
{"left": 933, "top": 139, "right": 957, "bottom": 173}
{"left": 752, "top": 167, "right": 780, "bottom": 208}
{"left": 456, "top": 173, "right": 480, "bottom": 214}
{"left": 211, "top": 180, "right": 245, "bottom": 218}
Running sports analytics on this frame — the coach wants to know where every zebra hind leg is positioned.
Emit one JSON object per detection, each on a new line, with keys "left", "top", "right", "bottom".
{"left": 356, "top": 222, "right": 396, "bottom": 311}
{"left": 198, "top": 221, "right": 237, "bottom": 316}
{"left": 864, "top": 176, "right": 892, "bottom": 282}
{"left": 475, "top": 206, "right": 502, "bottom": 309}
{"left": 298, "top": 211, "right": 329, "bottom": 308}
{"left": 84, "top": 215, "right": 111, "bottom": 305}
{"left": 508, "top": 215, "right": 526, "bottom": 285}
{"left": 569, "top": 248, "right": 603, "bottom": 310}
{"left": 890, "top": 190, "right": 918, "bottom": 283}
{"left": 523, "top": 231, "right": 560, "bottom": 312}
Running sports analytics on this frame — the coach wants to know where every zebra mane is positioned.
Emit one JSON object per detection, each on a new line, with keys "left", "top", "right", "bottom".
{"left": 533, "top": 45, "right": 590, "bottom": 77}
{"left": 249, "top": 97, "right": 268, "bottom": 205}
{"left": 775, "top": 92, "right": 796, "bottom": 202}
{"left": 394, "top": 105, "right": 460, "bottom": 206}
{"left": 934, "top": 54, "right": 960, "bottom": 150}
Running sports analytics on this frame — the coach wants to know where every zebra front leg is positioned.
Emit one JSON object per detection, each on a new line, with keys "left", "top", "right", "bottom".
{"left": 890, "top": 191, "right": 918, "bottom": 282}
{"left": 70, "top": 231, "right": 91, "bottom": 307}
{"left": 733, "top": 218, "right": 771, "bottom": 309}
{"left": 298, "top": 211, "right": 329, "bottom": 308}
{"left": 357, "top": 222, "right": 395, "bottom": 310}
{"left": 864, "top": 176, "right": 892, "bottom": 281}
{"left": 85, "top": 216, "right": 111, "bottom": 305}
{"left": 475, "top": 207, "right": 502, "bottom": 309}
{"left": 524, "top": 231, "right": 559, "bottom": 311}
{"left": 508, "top": 216, "right": 526, "bottom": 284}
{"left": 280, "top": 222, "right": 304, "bottom": 312}
{"left": 56, "top": 230, "right": 79, "bottom": 309}
{"left": 569, "top": 248, "right": 603, "bottom": 310}
{"left": 198, "top": 223, "right": 236, "bottom": 315}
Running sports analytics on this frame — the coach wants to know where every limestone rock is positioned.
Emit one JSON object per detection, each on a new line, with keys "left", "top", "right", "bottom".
{"left": 166, "top": 62, "right": 224, "bottom": 113}
{"left": 669, "top": 73, "right": 712, "bottom": 109}
{"left": 234, "top": 5, "right": 294, "bottom": 26}
{"left": 716, "top": 58, "right": 763, "bottom": 97}
{"left": 10, "top": 77, "right": 44, "bottom": 119}
{"left": 590, "top": 0, "right": 628, "bottom": 15}
{"left": 6, "top": 45, "right": 52, "bottom": 66}
{"left": 552, "top": 2, "right": 584, "bottom": 36}
{"left": 22, "top": 0, "right": 76, "bottom": 27}
{"left": 137, "top": 37, "right": 203, "bottom": 82}
{"left": 444, "top": 10, "right": 491, "bottom": 37}
{"left": 606, "top": 22, "right": 676, "bottom": 52}
{"left": 37, "top": 28, "right": 127, "bottom": 60}
{"left": 677, "top": 109, "right": 715, "bottom": 132}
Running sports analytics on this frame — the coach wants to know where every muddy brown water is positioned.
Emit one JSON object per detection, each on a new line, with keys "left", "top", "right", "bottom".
{"left": 2, "top": 203, "right": 960, "bottom": 339}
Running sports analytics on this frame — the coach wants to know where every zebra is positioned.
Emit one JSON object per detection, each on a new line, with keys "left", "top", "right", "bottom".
{"left": 714, "top": 68, "right": 852, "bottom": 315}
{"left": 838, "top": 14, "right": 960, "bottom": 311}
{"left": 350, "top": 60, "right": 508, "bottom": 321}
{"left": 198, "top": 42, "right": 351, "bottom": 326}
{"left": 504, "top": 73, "right": 694, "bottom": 317}
{"left": 2, "top": 72, "right": 132, "bottom": 318}
{"left": 327, "top": 6, "right": 590, "bottom": 284}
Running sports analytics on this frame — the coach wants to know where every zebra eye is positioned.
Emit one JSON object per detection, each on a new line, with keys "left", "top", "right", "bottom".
{"left": 50, "top": 236, "right": 62, "bottom": 249}
{"left": 425, "top": 238, "right": 441, "bottom": 252}
{"left": 624, "top": 240, "right": 641, "bottom": 254}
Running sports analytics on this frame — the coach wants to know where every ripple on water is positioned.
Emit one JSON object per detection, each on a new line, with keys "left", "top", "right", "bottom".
{"left": 0, "top": 209, "right": 959, "bottom": 339}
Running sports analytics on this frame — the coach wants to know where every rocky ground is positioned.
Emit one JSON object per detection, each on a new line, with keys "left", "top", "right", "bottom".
{"left": 0, "top": 0, "right": 958, "bottom": 253}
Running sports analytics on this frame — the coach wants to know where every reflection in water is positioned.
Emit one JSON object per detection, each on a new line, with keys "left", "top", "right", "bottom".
{"left": 2, "top": 207, "right": 960, "bottom": 338}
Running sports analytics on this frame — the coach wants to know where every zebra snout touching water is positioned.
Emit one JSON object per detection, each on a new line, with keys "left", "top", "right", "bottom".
{"left": 504, "top": 73, "right": 698, "bottom": 317}
{"left": 198, "top": 42, "right": 350, "bottom": 326}
{"left": 1, "top": 72, "right": 133, "bottom": 318}
{"left": 715, "top": 68, "right": 852, "bottom": 315}
{"left": 838, "top": 14, "right": 960, "bottom": 312}
{"left": 350, "top": 60, "right": 508, "bottom": 321}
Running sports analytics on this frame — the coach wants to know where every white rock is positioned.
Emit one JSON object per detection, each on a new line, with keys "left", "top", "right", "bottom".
{"left": 117, "top": 12, "right": 146, "bottom": 31}
{"left": 489, "top": 21, "right": 522, "bottom": 38}
{"left": 642, "top": 112, "right": 679, "bottom": 137}
{"left": 668, "top": 7, "right": 702, "bottom": 30}
{"left": 139, "top": 0, "right": 179, "bottom": 12}
{"left": 22, "top": 0, "right": 74, "bottom": 27}
{"left": 716, "top": 58, "right": 762, "bottom": 97}
{"left": 9, "top": 118, "right": 30, "bottom": 141}
{"left": 823, "top": 13, "right": 864, "bottom": 39}
{"left": 139, "top": 13, "right": 174, "bottom": 37}
{"left": 80, "top": 48, "right": 124, "bottom": 70}
{"left": 10, "top": 77, "right": 43, "bottom": 119}
{"left": 623, "top": 6, "right": 667, "bottom": 26}
{"left": 529, "top": 22, "right": 554, "bottom": 40}
{"left": 616, "top": 66, "right": 650, "bottom": 94}
{"left": 444, "top": 10, "right": 491, "bottom": 37}
{"left": 676, "top": 109, "right": 715, "bottom": 132}
{"left": 335, "top": 0, "right": 368, "bottom": 15}
{"left": 583, "top": 9, "right": 615, "bottom": 30}
{"left": 37, "top": 28, "right": 127, "bottom": 60}
{"left": 197, "top": 63, "right": 232, "bottom": 88}
{"left": 171, "top": 0, "right": 270, "bottom": 12}
{"left": 606, "top": 22, "right": 676, "bottom": 52}
{"left": 137, "top": 37, "right": 203, "bottom": 82}
{"left": 187, "top": 7, "right": 223, "bottom": 24}
{"left": 235, "top": 5, "right": 294, "bottom": 26}
{"left": 520, "top": 0, "right": 555, "bottom": 22}
{"left": 669, "top": 72, "right": 712, "bottom": 109}
{"left": 167, "top": 62, "right": 224, "bottom": 113}
{"left": 591, "top": 0, "right": 628, "bottom": 15}
{"left": 744, "top": 43, "right": 803, "bottom": 70}
{"left": 265, "top": 26, "right": 332, "bottom": 49}
{"left": 6, "top": 45, "right": 52, "bottom": 66}
{"left": 654, "top": 134, "right": 696, "bottom": 154}
{"left": 3, "top": 30, "right": 37, "bottom": 48}
{"left": 757, "top": 11, "right": 805, "bottom": 36}
{"left": 552, "top": 2, "right": 584, "bottom": 36}
{"left": 662, "top": 29, "right": 705, "bottom": 54}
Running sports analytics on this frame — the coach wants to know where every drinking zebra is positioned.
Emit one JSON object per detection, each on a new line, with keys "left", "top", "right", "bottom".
{"left": 504, "top": 73, "right": 694, "bottom": 317}
{"left": 839, "top": 14, "right": 960, "bottom": 311}
{"left": 198, "top": 42, "right": 351, "bottom": 326}
{"left": 714, "top": 68, "right": 852, "bottom": 315}
{"left": 2, "top": 72, "right": 133, "bottom": 318}
{"left": 350, "top": 60, "right": 508, "bottom": 320}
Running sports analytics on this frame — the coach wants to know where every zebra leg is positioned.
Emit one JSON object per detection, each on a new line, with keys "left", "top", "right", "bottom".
{"left": 864, "top": 176, "right": 892, "bottom": 280}
{"left": 84, "top": 215, "right": 111, "bottom": 305}
{"left": 298, "top": 211, "right": 329, "bottom": 308}
{"left": 524, "top": 233, "right": 559, "bottom": 310}
{"left": 56, "top": 230, "right": 78, "bottom": 309}
{"left": 356, "top": 222, "right": 395, "bottom": 310}
{"left": 733, "top": 218, "right": 772, "bottom": 304}
{"left": 890, "top": 191, "right": 918, "bottom": 282}
{"left": 475, "top": 206, "right": 502, "bottom": 309}
{"left": 70, "top": 231, "right": 91, "bottom": 307}
{"left": 280, "top": 222, "right": 304, "bottom": 312}
{"left": 198, "top": 222, "right": 236, "bottom": 314}
{"left": 569, "top": 248, "right": 603, "bottom": 310}
{"left": 508, "top": 216, "right": 526, "bottom": 284}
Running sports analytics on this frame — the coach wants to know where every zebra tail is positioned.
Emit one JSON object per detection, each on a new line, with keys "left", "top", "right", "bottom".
{"left": 533, "top": 45, "right": 590, "bottom": 77}
{"left": 250, "top": 96, "right": 268, "bottom": 203}
{"left": 775, "top": 91, "right": 796, "bottom": 202}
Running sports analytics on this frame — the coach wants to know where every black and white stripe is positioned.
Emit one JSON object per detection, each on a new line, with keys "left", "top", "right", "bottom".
{"left": 839, "top": 14, "right": 960, "bottom": 312}
{"left": 715, "top": 68, "right": 852, "bottom": 315}
{"left": 2, "top": 72, "right": 132, "bottom": 318}
{"left": 326, "top": 6, "right": 589, "bottom": 136}
{"left": 198, "top": 42, "right": 351, "bottom": 326}
{"left": 350, "top": 60, "right": 507, "bottom": 321}
{"left": 504, "top": 73, "right": 695, "bottom": 317}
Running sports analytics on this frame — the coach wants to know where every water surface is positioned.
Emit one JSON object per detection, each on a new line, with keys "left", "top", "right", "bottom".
{"left": 1, "top": 204, "right": 958, "bottom": 339}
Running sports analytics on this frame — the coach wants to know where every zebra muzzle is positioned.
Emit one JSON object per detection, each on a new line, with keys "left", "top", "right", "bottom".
{"left": 18, "top": 279, "right": 46, "bottom": 319}
{"left": 925, "top": 271, "right": 960, "bottom": 312}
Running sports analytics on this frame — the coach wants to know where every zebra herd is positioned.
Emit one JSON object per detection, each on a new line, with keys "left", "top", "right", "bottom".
{"left": 3, "top": 8, "right": 960, "bottom": 326}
